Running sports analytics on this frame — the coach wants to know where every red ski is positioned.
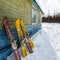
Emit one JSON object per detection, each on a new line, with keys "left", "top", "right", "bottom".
{"left": 3, "top": 17, "right": 21, "bottom": 60}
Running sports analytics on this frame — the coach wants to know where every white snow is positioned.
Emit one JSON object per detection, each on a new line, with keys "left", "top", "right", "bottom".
{"left": 42, "top": 23, "right": 60, "bottom": 60}
{"left": 7, "top": 23, "right": 60, "bottom": 60}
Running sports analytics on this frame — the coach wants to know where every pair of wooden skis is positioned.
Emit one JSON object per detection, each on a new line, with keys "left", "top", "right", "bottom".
{"left": 3, "top": 17, "right": 34, "bottom": 60}
{"left": 16, "top": 19, "right": 34, "bottom": 57}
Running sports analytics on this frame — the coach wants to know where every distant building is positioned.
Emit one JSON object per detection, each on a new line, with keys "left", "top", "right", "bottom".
{"left": 0, "top": 0, "right": 44, "bottom": 30}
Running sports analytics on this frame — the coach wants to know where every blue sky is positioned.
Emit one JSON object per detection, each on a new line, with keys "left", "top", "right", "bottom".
{"left": 36, "top": 0, "right": 60, "bottom": 15}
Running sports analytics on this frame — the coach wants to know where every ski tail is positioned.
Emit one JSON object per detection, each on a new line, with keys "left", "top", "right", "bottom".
{"left": 14, "top": 49, "right": 21, "bottom": 60}
{"left": 3, "top": 17, "right": 21, "bottom": 60}
{"left": 29, "top": 39, "right": 34, "bottom": 48}
{"left": 24, "top": 40, "right": 33, "bottom": 53}
{"left": 22, "top": 46, "right": 27, "bottom": 57}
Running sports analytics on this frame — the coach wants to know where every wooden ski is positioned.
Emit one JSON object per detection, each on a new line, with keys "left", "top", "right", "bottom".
{"left": 3, "top": 17, "right": 21, "bottom": 60}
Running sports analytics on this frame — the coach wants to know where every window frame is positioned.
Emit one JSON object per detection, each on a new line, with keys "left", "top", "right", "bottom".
{"left": 32, "top": 7, "right": 36, "bottom": 25}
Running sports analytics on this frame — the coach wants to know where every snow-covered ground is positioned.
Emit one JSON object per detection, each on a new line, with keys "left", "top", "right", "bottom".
{"left": 42, "top": 23, "right": 60, "bottom": 60}
{"left": 7, "top": 23, "right": 60, "bottom": 60}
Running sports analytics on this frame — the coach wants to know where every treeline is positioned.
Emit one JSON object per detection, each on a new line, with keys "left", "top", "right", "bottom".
{"left": 42, "top": 14, "right": 60, "bottom": 23}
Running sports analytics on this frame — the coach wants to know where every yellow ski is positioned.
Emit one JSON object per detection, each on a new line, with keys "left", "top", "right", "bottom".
{"left": 16, "top": 19, "right": 27, "bottom": 57}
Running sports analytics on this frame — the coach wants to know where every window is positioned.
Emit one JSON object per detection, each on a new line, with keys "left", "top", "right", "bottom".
{"left": 32, "top": 8, "right": 36, "bottom": 23}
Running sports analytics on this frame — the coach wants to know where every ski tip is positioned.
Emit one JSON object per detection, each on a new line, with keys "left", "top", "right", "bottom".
{"left": 3, "top": 16, "right": 8, "bottom": 21}
{"left": 3, "top": 16, "right": 9, "bottom": 25}
{"left": 16, "top": 19, "right": 20, "bottom": 26}
{"left": 16, "top": 19, "right": 20, "bottom": 22}
{"left": 22, "top": 46, "right": 27, "bottom": 58}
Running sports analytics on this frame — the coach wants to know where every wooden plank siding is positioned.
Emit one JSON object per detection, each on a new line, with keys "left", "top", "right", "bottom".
{"left": 0, "top": 0, "right": 32, "bottom": 29}
{"left": 0, "top": 0, "right": 42, "bottom": 30}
